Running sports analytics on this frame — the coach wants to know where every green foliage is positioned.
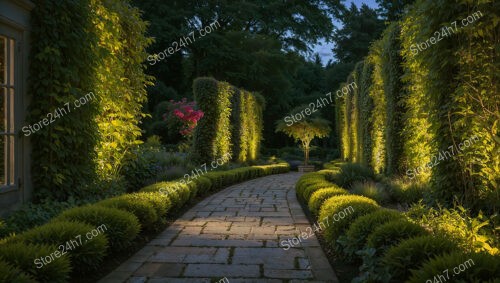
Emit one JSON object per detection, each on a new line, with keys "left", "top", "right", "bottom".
{"left": 341, "top": 209, "right": 403, "bottom": 258}
{"left": 406, "top": 203, "right": 499, "bottom": 255}
{"left": 295, "top": 171, "right": 336, "bottom": 202}
{"left": 333, "top": 0, "right": 499, "bottom": 211}
{"left": 0, "top": 259, "right": 36, "bottom": 283}
{"left": 29, "top": 0, "right": 98, "bottom": 200}
{"left": 366, "top": 219, "right": 428, "bottom": 255}
{"left": 192, "top": 78, "right": 233, "bottom": 163}
{"left": 121, "top": 145, "right": 164, "bottom": 192}
{"left": 387, "top": 178, "right": 429, "bottom": 205}
{"left": 308, "top": 187, "right": 349, "bottom": 216}
{"left": 383, "top": 235, "right": 458, "bottom": 281}
{"left": 92, "top": 0, "right": 154, "bottom": 180}
{"left": 141, "top": 181, "right": 191, "bottom": 210}
{"left": 0, "top": 200, "right": 77, "bottom": 236}
{"left": 358, "top": 60, "right": 374, "bottom": 166}
{"left": 350, "top": 181, "right": 391, "bottom": 204}
{"left": 193, "top": 78, "right": 264, "bottom": 164}
{"left": 54, "top": 205, "right": 140, "bottom": 252}
{"left": 0, "top": 242, "right": 71, "bottom": 282}
{"left": 124, "top": 192, "right": 172, "bottom": 220}
{"left": 367, "top": 39, "right": 386, "bottom": 174}
{"left": 318, "top": 195, "right": 379, "bottom": 249}
{"left": 336, "top": 163, "right": 374, "bottom": 188}
{"left": 29, "top": 0, "right": 152, "bottom": 199}
{"left": 401, "top": 0, "right": 500, "bottom": 207}
{"left": 96, "top": 196, "right": 158, "bottom": 230}
{"left": 276, "top": 113, "right": 331, "bottom": 165}
{"left": 16, "top": 221, "right": 108, "bottom": 273}
{"left": 232, "top": 90, "right": 265, "bottom": 162}
{"left": 408, "top": 251, "right": 500, "bottom": 283}
{"left": 381, "top": 22, "right": 406, "bottom": 175}
{"left": 332, "top": 3, "right": 385, "bottom": 63}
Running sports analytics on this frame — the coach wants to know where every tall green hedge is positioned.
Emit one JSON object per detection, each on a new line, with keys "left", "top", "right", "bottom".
{"left": 359, "top": 61, "right": 374, "bottom": 167}
{"left": 192, "top": 78, "right": 264, "bottom": 164}
{"left": 381, "top": 23, "right": 406, "bottom": 176}
{"left": 29, "top": 0, "right": 98, "bottom": 200}
{"left": 368, "top": 39, "right": 386, "bottom": 174}
{"left": 401, "top": 0, "right": 499, "bottom": 207}
{"left": 231, "top": 90, "right": 265, "bottom": 162}
{"left": 332, "top": 0, "right": 499, "bottom": 211}
{"left": 29, "top": 0, "right": 152, "bottom": 200}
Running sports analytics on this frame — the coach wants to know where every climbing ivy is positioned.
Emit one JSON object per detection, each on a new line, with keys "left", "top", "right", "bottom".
{"left": 28, "top": 0, "right": 152, "bottom": 200}
{"left": 29, "top": 0, "right": 98, "bottom": 200}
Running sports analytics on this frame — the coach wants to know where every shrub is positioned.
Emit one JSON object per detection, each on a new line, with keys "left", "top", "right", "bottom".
{"left": 366, "top": 219, "right": 428, "bottom": 255}
{"left": 383, "top": 235, "right": 458, "bottom": 281}
{"left": 296, "top": 172, "right": 333, "bottom": 201}
{"left": 318, "top": 195, "right": 379, "bottom": 249}
{"left": 96, "top": 195, "right": 158, "bottom": 229}
{"left": 406, "top": 204, "right": 499, "bottom": 255}
{"left": 0, "top": 259, "right": 36, "bottom": 283}
{"left": 336, "top": 163, "right": 374, "bottom": 188}
{"left": 308, "top": 187, "right": 349, "bottom": 216}
{"left": 192, "top": 78, "right": 234, "bottom": 163}
{"left": 141, "top": 181, "right": 191, "bottom": 209}
{"left": 53, "top": 205, "right": 140, "bottom": 252}
{"left": 387, "top": 178, "right": 428, "bottom": 204}
{"left": 0, "top": 242, "right": 71, "bottom": 282}
{"left": 340, "top": 209, "right": 404, "bottom": 258}
{"left": 126, "top": 192, "right": 172, "bottom": 219}
{"left": 1, "top": 199, "right": 78, "bottom": 235}
{"left": 351, "top": 181, "right": 390, "bottom": 204}
{"left": 16, "top": 221, "right": 108, "bottom": 273}
{"left": 408, "top": 251, "right": 500, "bottom": 283}
{"left": 190, "top": 176, "right": 212, "bottom": 195}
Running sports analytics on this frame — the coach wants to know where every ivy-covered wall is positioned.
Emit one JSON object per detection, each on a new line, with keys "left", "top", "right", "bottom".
{"left": 192, "top": 78, "right": 264, "bottom": 164}
{"left": 333, "top": 0, "right": 499, "bottom": 210}
{"left": 29, "top": 0, "right": 152, "bottom": 200}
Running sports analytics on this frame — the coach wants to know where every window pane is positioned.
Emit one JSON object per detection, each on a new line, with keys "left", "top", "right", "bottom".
{"left": 9, "top": 135, "right": 14, "bottom": 185}
{"left": 0, "top": 87, "right": 4, "bottom": 133}
{"left": 9, "top": 39, "right": 14, "bottom": 85}
{"left": 0, "top": 135, "right": 4, "bottom": 185}
{"left": 9, "top": 88, "right": 13, "bottom": 132}
{"left": 0, "top": 36, "right": 5, "bottom": 85}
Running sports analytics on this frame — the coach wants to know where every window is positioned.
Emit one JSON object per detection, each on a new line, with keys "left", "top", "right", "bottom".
{"left": 0, "top": 35, "right": 16, "bottom": 188}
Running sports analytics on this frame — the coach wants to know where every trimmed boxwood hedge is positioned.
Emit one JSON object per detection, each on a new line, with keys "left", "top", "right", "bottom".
{"left": 96, "top": 196, "right": 159, "bottom": 229}
{"left": 340, "top": 209, "right": 404, "bottom": 258}
{"left": 296, "top": 170, "right": 338, "bottom": 202}
{"left": 123, "top": 192, "right": 172, "bottom": 219}
{"left": 15, "top": 221, "right": 108, "bottom": 274}
{"left": 53, "top": 206, "right": 140, "bottom": 252}
{"left": 308, "top": 187, "right": 349, "bottom": 216}
{"left": 366, "top": 219, "right": 428, "bottom": 255}
{"left": 0, "top": 259, "right": 36, "bottom": 283}
{"left": 408, "top": 251, "right": 500, "bottom": 283}
{"left": 318, "top": 195, "right": 379, "bottom": 248}
{"left": 383, "top": 235, "right": 458, "bottom": 281}
{"left": 407, "top": 251, "right": 500, "bottom": 283}
{"left": 0, "top": 163, "right": 289, "bottom": 282}
{"left": 0, "top": 242, "right": 71, "bottom": 282}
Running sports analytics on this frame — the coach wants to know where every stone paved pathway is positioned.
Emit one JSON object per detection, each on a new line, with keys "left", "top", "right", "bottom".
{"left": 99, "top": 173, "right": 338, "bottom": 283}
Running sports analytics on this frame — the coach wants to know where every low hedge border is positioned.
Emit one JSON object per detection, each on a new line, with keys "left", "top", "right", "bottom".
{"left": 296, "top": 160, "right": 495, "bottom": 282}
{"left": 0, "top": 163, "right": 289, "bottom": 282}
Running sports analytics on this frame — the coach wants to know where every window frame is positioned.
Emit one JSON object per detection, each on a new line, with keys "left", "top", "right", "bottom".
{"left": 0, "top": 24, "right": 22, "bottom": 194}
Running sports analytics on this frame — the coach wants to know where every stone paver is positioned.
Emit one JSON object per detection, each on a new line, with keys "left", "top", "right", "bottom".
{"left": 99, "top": 173, "right": 338, "bottom": 283}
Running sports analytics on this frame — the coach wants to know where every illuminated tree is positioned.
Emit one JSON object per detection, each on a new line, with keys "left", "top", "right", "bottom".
{"left": 276, "top": 114, "right": 331, "bottom": 165}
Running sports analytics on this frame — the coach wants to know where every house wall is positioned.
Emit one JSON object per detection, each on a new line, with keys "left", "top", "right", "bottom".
{"left": 0, "top": 0, "right": 34, "bottom": 216}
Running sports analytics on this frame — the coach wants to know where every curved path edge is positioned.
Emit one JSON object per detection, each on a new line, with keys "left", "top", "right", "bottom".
{"left": 99, "top": 173, "right": 338, "bottom": 283}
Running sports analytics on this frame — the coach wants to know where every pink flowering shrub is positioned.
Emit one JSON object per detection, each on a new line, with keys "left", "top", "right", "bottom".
{"left": 164, "top": 98, "right": 204, "bottom": 137}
